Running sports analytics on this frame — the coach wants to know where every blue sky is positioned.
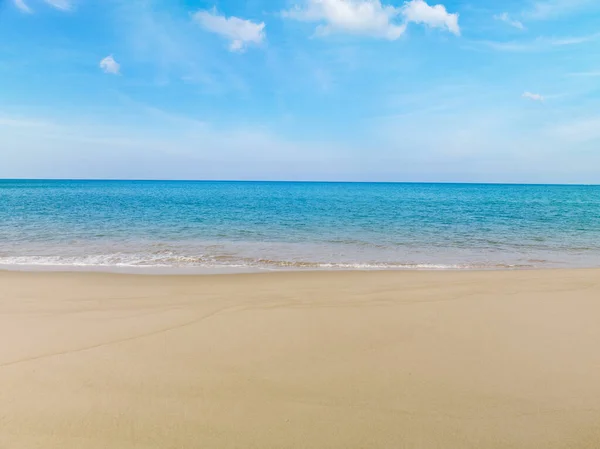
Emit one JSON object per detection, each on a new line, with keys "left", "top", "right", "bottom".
{"left": 1, "top": 0, "right": 600, "bottom": 182}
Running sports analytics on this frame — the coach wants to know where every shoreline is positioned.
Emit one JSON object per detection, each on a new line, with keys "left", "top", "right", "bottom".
{"left": 0, "top": 262, "right": 591, "bottom": 276}
{"left": 2, "top": 266, "right": 599, "bottom": 281}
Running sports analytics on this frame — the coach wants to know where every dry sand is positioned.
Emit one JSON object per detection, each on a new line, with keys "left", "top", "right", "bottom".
{"left": 1, "top": 269, "right": 600, "bottom": 448}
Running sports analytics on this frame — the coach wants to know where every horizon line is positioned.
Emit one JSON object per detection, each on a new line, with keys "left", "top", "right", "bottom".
{"left": 1, "top": 178, "right": 599, "bottom": 187}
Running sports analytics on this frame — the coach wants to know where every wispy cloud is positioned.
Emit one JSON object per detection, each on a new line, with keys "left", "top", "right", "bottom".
{"left": 1, "top": 103, "right": 352, "bottom": 181}
{"left": 44, "top": 0, "right": 71, "bottom": 10}
{"left": 522, "top": 91, "right": 544, "bottom": 102}
{"left": 313, "top": 68, "right": 334, "bottom": 92}
{"left": 551, "top": 34, "right": 600, "bottom": 45}
{"left": 282, "top": 0, "right": 459, "bottom": 40}
{"left": 110, "top": 0, "right": 250, "bottom": 92}
{"left": 115, "top": 93, "right": 207, "bottom": 129}
{"left": 566, "top": 71, "right": 600, "bottom": 78}
{"left": 478, "top": 32, "right": 600, "bottom": 52}
{"left": 193, "top": 8, "right": 265, "bottom": 52}
{"left": 13, "top": 0, "right": 71, "bottom": 12}
{"left": 99, "top": 55, "right": 120, "bottom": 75}
{"left": 13, "top": 0, "right": 32, "bottom": 13}
{"left": 494, "top": 12, "right": 524, "bottom": 30}
{"left": 113, "top": 0, "right": 192, "bottom": 72}
{"left": 552, "top": 116, "right": 600, "bottom": 143}
{"left": 0, "top": 115, "right": 53, "bottom": 128}
{"left": 524, "top": 0, "right": 597, "bottom": 20}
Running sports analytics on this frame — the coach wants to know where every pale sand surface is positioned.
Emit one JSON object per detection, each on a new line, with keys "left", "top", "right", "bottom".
{"left": 1, "top": 270, "right": 600, "bottom": 449}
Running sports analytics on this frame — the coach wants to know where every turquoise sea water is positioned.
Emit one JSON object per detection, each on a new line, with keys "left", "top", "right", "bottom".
{"left": 1, "top": 180, "right": 600, "bottom": 272}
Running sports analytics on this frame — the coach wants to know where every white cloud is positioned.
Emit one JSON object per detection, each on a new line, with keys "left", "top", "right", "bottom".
{"left": 193, "top": 8, "right": 265, "bottom": 52}
{"left": 402, "top": 0, "right": 460, "bottom": 36}
{"left": 99, "top": 55, "right": 120, "bottom": 75}
{"left": 44, "top": 0, "right": 70, "bottom": 10}
{"left": 283, "top": 0, "right": 407, "bottom": 40}
{"left": 282, "top": 0, "right": 459, "bottom": 40}
{"left": 13, "top": 0, "right": 33, "bottom": 13}
{"left": 522, "top": 91, "right": 544, "bottom": 102}
{"left": 494, "top": 12, "right": 524, "bottom": 30}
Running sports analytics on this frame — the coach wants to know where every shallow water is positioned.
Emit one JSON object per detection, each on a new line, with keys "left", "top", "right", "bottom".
{"left": 2, "top": 180, "right": 600, "bottom": 272}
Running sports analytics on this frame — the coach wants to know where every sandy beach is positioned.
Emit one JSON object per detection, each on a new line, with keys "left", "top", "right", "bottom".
{"left": 1, "top": 269, "right": 600, "bottom": 448}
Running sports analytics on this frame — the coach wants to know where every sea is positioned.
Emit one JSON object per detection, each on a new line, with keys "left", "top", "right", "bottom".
{"left": 1, "top": 179, "right": 600, "bottom": 273}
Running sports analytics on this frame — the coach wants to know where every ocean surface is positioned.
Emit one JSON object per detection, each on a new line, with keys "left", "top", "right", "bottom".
{"left": 1, "top": 180, "right": 600, "bottom": 272}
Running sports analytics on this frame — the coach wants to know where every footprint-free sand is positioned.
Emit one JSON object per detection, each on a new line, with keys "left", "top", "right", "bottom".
{"left": 1, "top": 269, "right": 599, "bottom": 448}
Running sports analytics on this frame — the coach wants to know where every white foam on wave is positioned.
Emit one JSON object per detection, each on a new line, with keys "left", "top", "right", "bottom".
{"left": 0, "top": 253, "right": 528, "bottom": 272}
{"left": 0, "top": 253, "right": 239, "bottom": 268}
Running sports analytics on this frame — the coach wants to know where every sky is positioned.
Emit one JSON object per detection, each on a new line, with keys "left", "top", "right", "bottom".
{"left": 1, "top": 0, "right": 600, "bottom": 183}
